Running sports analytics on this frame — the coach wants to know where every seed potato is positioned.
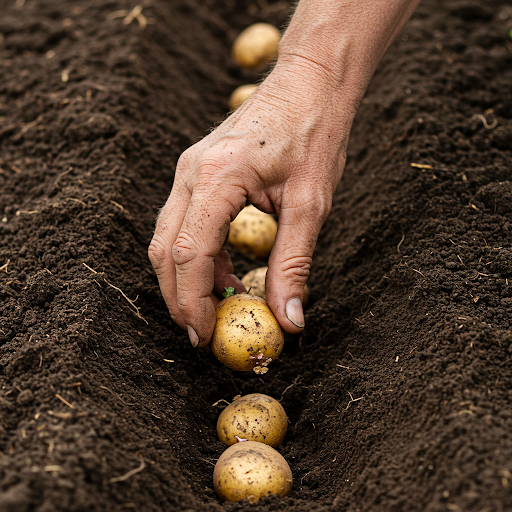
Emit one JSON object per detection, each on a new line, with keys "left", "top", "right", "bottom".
{"left": 232, "top": 23, "right": 281, "bottom": 69}
{"left": 217, "top": 393, "right": 288, "bottom": 447}
{"left": 241, "top": 266, "right": 309, "bottom": 306}
{"left": 228, "top": 84, "right": 258, "bottom": 111}
{"left": 228, "top": 205, "right": 277, "bottom": 259}
{"left": 213, "top": 441, "right": 292, "bottom": 502}
{"left": 212, "top": 293, "right": 284, "bottom": 374}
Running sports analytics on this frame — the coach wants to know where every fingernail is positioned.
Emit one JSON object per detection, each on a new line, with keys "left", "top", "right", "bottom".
{"left": 187, "top": 324, "right": 199, "bottom": 348}
{"left": 286, "top": 298, "right": 305, "bottom": 328}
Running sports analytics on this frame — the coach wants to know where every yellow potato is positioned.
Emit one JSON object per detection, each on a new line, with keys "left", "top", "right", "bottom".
{"left": 228, "top": 84, "right": 258, "bottom": 111}
{"left": 241, "top": 266, "right": 310, "bottom": 306}
{"left": 217, "top": 393, "right": 288, "bottom": 447}
{"left": 241, "top": 266, "right": 267, "bottom": 300}
{"left": 232, "top": 23, "right": 281, "bottom": 69}
{"left": 212, "top": 293, "right": 284, "bottom": 374}
{"left": 228, "top": 205, "right": 277, "bottom": 259}
{"left": 213, "top": 441, "right": 292, "bottom": 502}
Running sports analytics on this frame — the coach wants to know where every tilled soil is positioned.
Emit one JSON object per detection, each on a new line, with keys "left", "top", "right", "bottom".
{"left": 1, "top": 0, "right": 512, "bottom": 511}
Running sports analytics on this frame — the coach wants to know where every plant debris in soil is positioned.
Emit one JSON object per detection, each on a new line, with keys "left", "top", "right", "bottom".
{"left": 1, "top": 0, "right": 512, "bottom": 511}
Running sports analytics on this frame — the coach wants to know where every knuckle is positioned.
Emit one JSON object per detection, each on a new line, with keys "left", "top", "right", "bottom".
{"left": 279, "top": 255, "right": 312, "bottom": 284}
{"left": 301, "top": 187, "right": 332, "bottom": 222}
{"left": 148, "top": 235, "right": 168, "bottom": 269}
{"left": 176, "top": 147, "right": 195, "bottom": 173}
{"left": 196, "top": 158, "right": 234, "bottom": 185}
{"left": 172, "top": 232, "right": 196, "bottom": 268}
{"left": 175, "top": 294, "right": 196, "bottom": 319}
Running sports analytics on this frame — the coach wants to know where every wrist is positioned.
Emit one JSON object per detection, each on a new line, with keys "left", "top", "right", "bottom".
{"left": 272, "top": 0, "right": 420, "bottom": 108}
{"left": 257, "top": 55, "right": 360, "bottom": 146}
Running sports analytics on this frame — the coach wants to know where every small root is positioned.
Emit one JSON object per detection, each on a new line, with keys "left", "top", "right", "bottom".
{"left": 82, "top": 262, "right": 98, "bottom": 273}
{"left": 279, "top": 376, "right": 303, "bottom": 402}
{"left": 212, "top": 399, "right": 230, "bottom": 407}
{"left": 346, "top": 391, "right": 365, "bottom": 410}
{"left": 110, "top": 200, "right": 125, "bottom": 211}
{"left": 55, "top": 393, "right": 74, "bottom": 409}
{"left": 471, "top": 113, "right": 498, "bottom": 129}
{"left": 16, "top": 210, "right": 39, "bottom": 215}
{"left": 82, "top": 263, "right": 147, "bottom": 324}
{"left": 100, "top": 385, "right": 137, "bottom": 406}
{"left": 68, "top": 197, "right": 87, "bottom": 206}
{"left": 397, "top": 232, "right": 405, "bottom": 253}
{"left": 109, "top": 455, "right": 145, "bottom": 483}
{"left": 107, "top": 5, "right": 148, "bottom": 28}
{"left": 105, "top": 280, "right": 148, "bottom": 324}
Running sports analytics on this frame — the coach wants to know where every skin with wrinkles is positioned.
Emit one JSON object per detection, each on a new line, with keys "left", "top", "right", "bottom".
{"left": 148, "top": 0, "right": 421, "bottom": 347}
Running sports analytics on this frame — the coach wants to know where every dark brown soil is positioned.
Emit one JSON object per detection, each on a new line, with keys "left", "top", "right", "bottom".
{"left": 1, "top": 0, "right": 512, "bottom": 510}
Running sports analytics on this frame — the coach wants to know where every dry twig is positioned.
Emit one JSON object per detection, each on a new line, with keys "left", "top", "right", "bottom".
{"left": 68, "top": 197, "right": 87, "bottom": 206}
{"left": 16, "top": 210, "right": 39, "bottom": 215}
{"left": 12, "top": 115, "right": 43, "bottom": 141}
{"left": 110, "top": 200, "right": 125, "bottom": 211}
{"left": 82, "top": 263, "right": 148, "bottom": 324}
{"left": 212, "top": 398, "right": 230, "bottom": 407}
{"left": 100, "top": 385, "right": 137, "bottom": 406}
{"left": 109, "top": 455, "right": 145, "bottom": 483}
{"left": 82, "top": 262, "right": 97, "bottom": 273}
{"left": 105, "top": 280, "right": 148, "bottom": 324}
{"left": 55, "top": 393, "right": 74, "bottom": 409}
{"left": 107, "top": 5, "right": 148, "bottom": 28}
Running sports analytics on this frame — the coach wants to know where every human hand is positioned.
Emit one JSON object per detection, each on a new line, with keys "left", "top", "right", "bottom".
{"left": 148, "top": 59, "right": 354, "bottom": 347}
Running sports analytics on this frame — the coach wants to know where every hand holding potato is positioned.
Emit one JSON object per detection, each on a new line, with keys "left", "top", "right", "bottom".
{"left": 149, "top": 65, "right": 341, "bottom": 347}
{"left": 148, "top": 0, "right": 420, "bottom": 348}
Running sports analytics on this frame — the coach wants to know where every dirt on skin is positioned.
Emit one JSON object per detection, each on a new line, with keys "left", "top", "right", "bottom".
{"left": 1, "top": 0, "right": 511, "bottom": 511}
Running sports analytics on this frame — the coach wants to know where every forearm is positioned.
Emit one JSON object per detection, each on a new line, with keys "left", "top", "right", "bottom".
{"left": 262, "top": 0, "right": 420, "bottom": 121}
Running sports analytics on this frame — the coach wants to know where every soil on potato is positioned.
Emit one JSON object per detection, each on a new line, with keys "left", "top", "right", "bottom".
{"left": 1, "top": 0, "right": 512, "bottom": 510}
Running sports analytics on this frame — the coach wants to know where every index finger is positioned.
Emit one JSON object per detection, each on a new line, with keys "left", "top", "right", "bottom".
{"left": 173, "top": 178, "right": 247, "bottom": 347}
{"left": 148, "top": 180, "right": 191, "bottom": 330}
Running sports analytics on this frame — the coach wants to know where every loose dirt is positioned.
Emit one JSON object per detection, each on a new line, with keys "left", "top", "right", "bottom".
{"left": 1, "top": 0, "right": 511, "bottom": 511}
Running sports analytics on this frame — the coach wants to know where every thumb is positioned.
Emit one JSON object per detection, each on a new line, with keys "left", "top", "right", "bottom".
{"left": 265, "top": 191, "right": 331, "bottom": 333}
